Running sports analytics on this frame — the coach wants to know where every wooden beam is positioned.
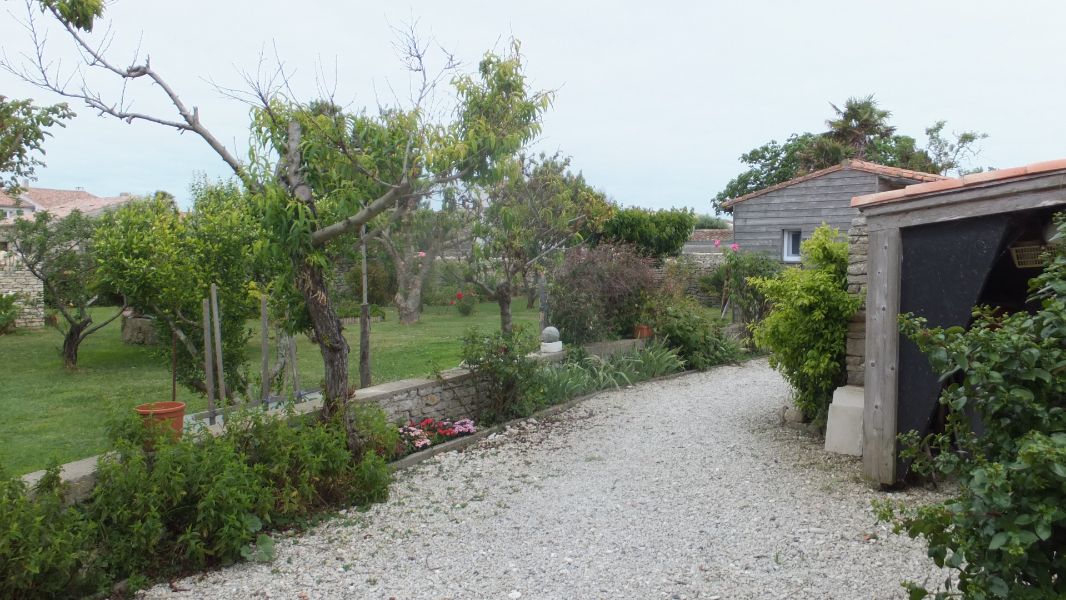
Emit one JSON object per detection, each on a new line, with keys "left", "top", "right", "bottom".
{"left": 863, "top": 226, "right": 902, "bottom": 485}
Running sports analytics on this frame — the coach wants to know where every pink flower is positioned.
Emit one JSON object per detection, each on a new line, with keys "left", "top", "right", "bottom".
{"left": 713, "top": 239, "right": 721, "bottom": 248}
{"left": 417, "top": 251, "right": 426, "bottom": 258}
{"left": 730, "top": 243, "right": 740, "bottom": 252}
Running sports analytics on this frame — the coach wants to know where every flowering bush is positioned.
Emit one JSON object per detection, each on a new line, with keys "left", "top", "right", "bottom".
{"left": 398, "top": 418, "right": 478, "bottom": 454}
{"left": 455, "top": 290, "right": 478, "bottom": 316}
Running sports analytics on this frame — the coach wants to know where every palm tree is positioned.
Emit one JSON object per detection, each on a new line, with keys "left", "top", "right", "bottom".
{"left": 825, "top": 95, "right": 895, "bottom": 160}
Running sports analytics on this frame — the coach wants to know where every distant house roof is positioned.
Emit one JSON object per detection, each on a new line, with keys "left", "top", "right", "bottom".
{"left": 0, "top": 186, "right": 133, "bottom": 225}
{"left": 720, "top": 160, "right": 948, "bottom": 210}
{"left": 689, "top": 228, "right": 733, "bottom": 242}
{"left": 852, "top": 159, "right": 1066, "bottom": 208}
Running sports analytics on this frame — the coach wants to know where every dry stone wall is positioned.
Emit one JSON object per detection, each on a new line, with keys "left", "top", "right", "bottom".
{"left": 845, "top": 215, "right": 867, "bottom": 386}
{"left": 0, "top": 254, "right": 44, "bottom": 328}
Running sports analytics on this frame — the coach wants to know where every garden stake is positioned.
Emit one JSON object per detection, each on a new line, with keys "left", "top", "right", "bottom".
{"left": 260, "top": 294, "right": 269, "bottom": 406}
{"left": 210, "top": 283, "right": 226, "bottom": 415}
{"left": 203, "top": 298, "right": 216, "bottom": 425}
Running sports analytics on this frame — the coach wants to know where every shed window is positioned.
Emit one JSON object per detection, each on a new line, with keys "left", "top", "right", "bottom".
{"left": 783, "top": 230, "right": 802, "bottom": 262}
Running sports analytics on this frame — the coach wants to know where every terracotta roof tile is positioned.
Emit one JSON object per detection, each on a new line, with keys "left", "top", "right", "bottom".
{"left": 689, "top": 228, "right": 733, "bottom": 242}
{"left": 721, "top": 160, "right": 946, "bottom": 210}
{"left": 851, "top": 158, "right": 1066, "bottom": 209}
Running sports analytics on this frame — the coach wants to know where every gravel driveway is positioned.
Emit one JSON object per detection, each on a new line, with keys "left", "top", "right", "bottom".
{"left": 140, "top": 358, "right": 944, "bottom": 600}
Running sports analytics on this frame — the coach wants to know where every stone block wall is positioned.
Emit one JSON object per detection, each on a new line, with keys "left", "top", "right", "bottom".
{"left": 845, "top": 215, "right": 867, "bottom": 386}
{"left": 0, "top": 254, "right": 44, "bottom": 328}
{"left": 354, "top": 368, "right": 489, "bottom": 425}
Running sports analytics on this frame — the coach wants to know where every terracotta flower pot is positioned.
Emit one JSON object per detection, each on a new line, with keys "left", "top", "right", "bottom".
{"left": 135, "top": 401, "right": 186, "bottom": 441}
{"left": 634, "top": 324, "right": 653, "bottom": 339}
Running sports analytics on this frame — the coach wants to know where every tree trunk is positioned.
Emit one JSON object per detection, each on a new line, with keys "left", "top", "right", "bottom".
{"left": 497, "top": 281, "right": 513, "bottom": 335}
{"left": 525, "top": 279, "right": 537, "bottom": 310}
{"left": 295, "top": 263, "right": 348, "bottom": 409}
{"left": 295, "top": 260, "right": 364, "bottom": 455}
{"left": 62, "top": 320, "right": 89, "bottom": 369}
{"left": 394, "top": 278, "right": 424, "bottom": 325}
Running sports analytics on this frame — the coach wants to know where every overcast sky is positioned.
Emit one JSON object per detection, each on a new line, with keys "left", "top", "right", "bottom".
{"left": 2, "top": 0, "right": 1065, "bottom": 211}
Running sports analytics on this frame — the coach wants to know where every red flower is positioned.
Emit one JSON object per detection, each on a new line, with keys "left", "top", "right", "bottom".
{"left": 456, "top": 291, "right": 464, "bottom": 300}
{"left": 450, "top": 300, "right": 456, "bottom": 305}
{"left": 420, "top": 418, "right": 434, "bottom": 428}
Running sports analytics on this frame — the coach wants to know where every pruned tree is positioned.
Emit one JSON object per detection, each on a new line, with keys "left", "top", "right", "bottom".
{"left": 467, "top": 153, "right": 609, "bottom": 334}
{"left": 11, "top": 209, "right": 124, "bottom": 368}
{"left": 5, "top": 4, "right": 551, "bottom": 450}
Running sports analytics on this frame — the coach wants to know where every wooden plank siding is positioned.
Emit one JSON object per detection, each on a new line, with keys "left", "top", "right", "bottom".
{"left": 731, "top": 169, "right": 880, "bottom": 260}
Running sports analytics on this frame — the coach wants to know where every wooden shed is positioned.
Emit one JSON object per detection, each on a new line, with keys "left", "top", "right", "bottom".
{"left": 852, "top": 159, "right": 1066, "bottom": 485}
{"left": 721, "top": 160, "right": 944, "bottom": 263}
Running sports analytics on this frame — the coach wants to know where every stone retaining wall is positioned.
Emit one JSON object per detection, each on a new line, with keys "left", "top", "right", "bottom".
{"left": 845, "top": 215, "right": 867, "bottom": 386}
{"left": 0, "top": 254, "right": 44, "bottom": 328}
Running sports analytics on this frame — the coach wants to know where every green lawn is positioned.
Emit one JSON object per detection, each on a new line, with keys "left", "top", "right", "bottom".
{"left": 0, "top": 302, "right": 538, "bottom": 475}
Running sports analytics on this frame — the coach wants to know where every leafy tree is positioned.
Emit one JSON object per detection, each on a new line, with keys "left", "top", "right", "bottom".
{"left": 713, "top": 96, "right": 987, "bottom": 212}
{"left": 694, "top": 214, "right": 729, "bottom": 229}
{"left": 599, "top": 207, "right": 696, "bottom": 259}
{"left": 468, "top": 153, "right": 610, "bottom": 333}
{"left": 11, "top": 6, "right": 552, "bottom": 438}
{"left": 94, "top": 185, "right": 264, "bottom": 395}
{"left": 0, "top": 97, "right": 74, "bottom": 193}
{"left": 11, "top": 209, "right": 123, "bottom": 368}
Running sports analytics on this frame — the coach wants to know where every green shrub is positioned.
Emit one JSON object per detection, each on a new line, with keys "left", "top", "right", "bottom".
{"left": 455, "top": 289, "right": 478, "bottom": 316}
{"left": 461, "top": 326, "right": 543, "bottom": 422}
{"left": 0, "top": 467, "right": 102, "bottom": 599}
{"left": 0, "top": 292, "right": 18, "bottom": 333}
{"left": 750, "top": 225, "right": 859, "bottom": 424}
{"left": 538, "top": 341, "right": 684, "bottom": 404}
{"left": 694, "top": 214, "right": 729, "bottom": 229}
{"left": 549, "top": 244, "right": 655, "bottom": 344}
{"left": 644, "top": 296, "right": 739, "bottom": 370}
{"left": 879, "top": 215, "right": 1066, "bottom": 600}
{"left": 718, "top": 247, "right": 781, "bottom": 333}
{"left": 599, "top": 207, "right": 696, "bottom": 259}
{"left": 343, "top": 259, "right": 397, "bottom": 307}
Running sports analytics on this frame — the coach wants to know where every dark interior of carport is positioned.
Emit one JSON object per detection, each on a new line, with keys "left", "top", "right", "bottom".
{"left": 896, "top": 207, "right": 1060, "bottom": 478}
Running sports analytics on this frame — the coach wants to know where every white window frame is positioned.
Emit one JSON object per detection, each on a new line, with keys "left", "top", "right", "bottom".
{"left": 782, "top": 229, "right": 802, "bottom": 263}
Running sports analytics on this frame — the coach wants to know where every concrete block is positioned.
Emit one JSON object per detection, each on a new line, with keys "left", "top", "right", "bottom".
{"left": 824, "top": 385, "right": 864, "bottom": 456}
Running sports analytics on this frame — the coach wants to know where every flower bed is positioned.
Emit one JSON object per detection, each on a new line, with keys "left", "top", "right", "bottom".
{"left": 398, "top": 418, "right": 478, "bottom": 454}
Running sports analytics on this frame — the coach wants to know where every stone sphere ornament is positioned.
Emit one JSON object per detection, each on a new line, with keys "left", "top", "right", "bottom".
{"left": 541, "top": 326, "right": 560, "bottom": 343}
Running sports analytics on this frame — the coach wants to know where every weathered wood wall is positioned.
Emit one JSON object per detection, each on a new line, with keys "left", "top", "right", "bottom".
{"left": 731, "top": 169, "right": 879, "bottom": 259}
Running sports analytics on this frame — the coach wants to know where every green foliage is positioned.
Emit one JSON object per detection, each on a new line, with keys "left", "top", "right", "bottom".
{"left": 694, "top": 214, "right": 729, "bottom": 229}
{"left": 643, "top": 295, "right": 740, "bottom": 371}
{"left": 460, "top": 326, "right": 542, "bottom": 422}
{"left": 717, "top": 248, "right": 782, "bottom": 332}
{"left": 0, "top": 467, "right": 102, "bottom": 599}
{"left": 0, "top": 96, "right": 75, "bottom": 192}
{"left": 538, "top": 341, "right": 684, "bottom": 404}
{"left": 751, "top": 225, "right": 859, "bottom": 423}
{"left": 713, "top": 96, "right": 987, "bottom": 212}
{"left": 342, "top": 258, "right": 396, "bottom": 308}
{"left": 599, "top": 207, "right": 696, "bottom": 259}
{"left": 12, "top": 209, "right": 118, "bottom": 366}
{"left": 37, "top": 0, "right": 104, "bottom": 31}
{"left": 94, "top": 184, "right": 265, "bottom": 393}
{"left": 0, "top": 405, "right": 396, "bottom": 593}
{"left": 881, "top": 215, "right": 1066, "bottom": 599}
{"left": 549, "top": 244, "right": 655, "bottom": 344}
{"left": 0, "top": 292, "right": 18, "bottom": 333}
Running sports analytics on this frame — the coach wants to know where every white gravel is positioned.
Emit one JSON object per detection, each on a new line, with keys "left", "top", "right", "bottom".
{"left": 138, "top": 358, "right": 945, "bottom": 600}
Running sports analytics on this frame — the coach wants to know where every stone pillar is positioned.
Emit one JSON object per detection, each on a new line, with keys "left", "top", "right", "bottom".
{"left": 845, "top": 215, "right": 867, "bottom": 386}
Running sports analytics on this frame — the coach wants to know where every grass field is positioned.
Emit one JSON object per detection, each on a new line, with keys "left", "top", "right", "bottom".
{"left": 0, "top": 302, "right": 539, "bottom": 475}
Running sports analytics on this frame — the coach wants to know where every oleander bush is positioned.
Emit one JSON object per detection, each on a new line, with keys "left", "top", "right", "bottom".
{"left": 461, "top": 326, "right": 543, "bottom": 422}
{"left": 878, "top": 214, "right": 1066, "bottom": 600}
{"left": 643, "top": 295, "right": 740, "bottom": 371}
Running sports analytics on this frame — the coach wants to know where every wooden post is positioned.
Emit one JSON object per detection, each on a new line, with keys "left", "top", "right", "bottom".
{"left": 359, "top": 224, "right": 371, "bottom": 388}
{"left": 171, "top": 330, "right": 177, "bottom": 403}
{"left": 202, "top": 298, "right": 216, "bottom": 425}
{"left": 863, "top": 226, "right": 902, "bottom": 485}
{"left": 289, "top": 339, "right": 300, "bottom": 399}
{"left": 260, "top": 295, "right": 270, "bottom": 406}
{"left": 210, "top": 283, "right": 226, "bottom": 412}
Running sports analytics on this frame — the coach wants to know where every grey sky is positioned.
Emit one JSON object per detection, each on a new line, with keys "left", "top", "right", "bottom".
{"left": 2, "top": 0, "right": 1065, "bottom": 211}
